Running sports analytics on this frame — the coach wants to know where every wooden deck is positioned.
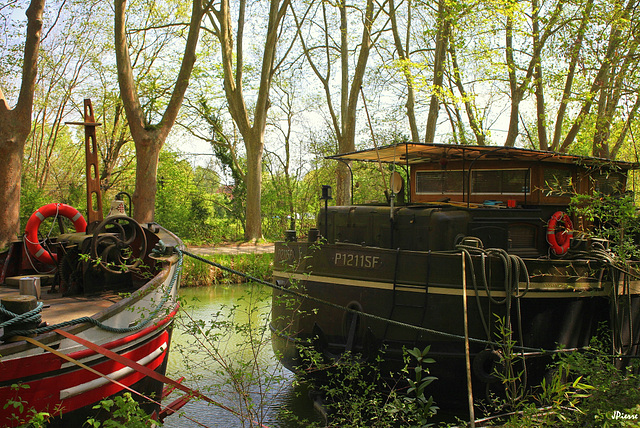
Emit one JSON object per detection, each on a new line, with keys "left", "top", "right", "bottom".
{"left": 0, "top": 278, "right": 122, "bottom": 326}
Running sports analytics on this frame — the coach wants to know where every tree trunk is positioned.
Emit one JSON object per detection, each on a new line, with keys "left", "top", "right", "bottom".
{"left": 244, "top": 137, "right": 263, "bottom": 240}
{"left": 0, "top": 135, "right": 24, "bottom": 248}
{"left": 425, "top": 0, "right": 450, "bottom": 143}
{"left": 592, "top": 77, "right": 612, "bottom": 159}
{"left": 592, "top": 31, "right": 637, "bottom": 159}
{"left": 335, "top": 1, "right": 352, "bottom": 206}
{"left": 448, "top": 35, "right": 485, "bottom": 146}
{"left": 209, "top": 0, "right": 289, "bottom": 240}
{"left": 504, "top": 98, "right": 522, "bottom": 148}
{"left": 293, "top": 0, "right": 375, "bottom": 206}
{"left": 338, "top": 0, "right": 374, "bottom": 205}
{"left": 504, "top": 2, "right": 562, "bottom": 148}
{"left": 132, "top": 138, "right": 160, "bottom": 222}
{"left": 532, "top": 0, "right": 548, "bottom": 151}
{"left": 611, "top": 96, "right": 640, "bottom": 159}
{"left": 550, "top": 0, "right": 593, "bottom": 152}
{"left": 559, "top": 1, "right": 632, "bottom": 153}
{"left": 504, "top": 15, "right": 520, "bottom": 147}
{"left": 0, "top": 0, "right": 46, "bottom": 248}
{"left": 388, "top": 0, "right": 420, "bottom": 142}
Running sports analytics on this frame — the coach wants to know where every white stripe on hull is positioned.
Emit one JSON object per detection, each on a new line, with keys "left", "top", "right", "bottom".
{"left": 59, "top": 342, "right": 167, "bottom": 399}
{"left": 272, "top": 270, "right": 620, "bottom": 298}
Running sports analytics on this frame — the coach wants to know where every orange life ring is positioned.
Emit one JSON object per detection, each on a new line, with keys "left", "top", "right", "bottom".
{"left": 546, "top": 211, "right": 573, "bottom": 256}
{"left": 24, "top": 203, "right": 87, "bottom": 265}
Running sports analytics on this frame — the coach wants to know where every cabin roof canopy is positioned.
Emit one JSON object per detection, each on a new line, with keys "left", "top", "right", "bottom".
{"left": 327, "top": 142, "right": 639, "bottom": 170}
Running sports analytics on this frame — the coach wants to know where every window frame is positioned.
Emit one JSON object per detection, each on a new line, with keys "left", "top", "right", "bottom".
{"left": 415, "top": 168, "right": 531, "bottom": 196}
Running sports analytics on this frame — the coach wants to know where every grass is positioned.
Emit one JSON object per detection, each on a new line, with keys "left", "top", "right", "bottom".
{"left": 181, "top": 252, "right": 273, "bottom": 287}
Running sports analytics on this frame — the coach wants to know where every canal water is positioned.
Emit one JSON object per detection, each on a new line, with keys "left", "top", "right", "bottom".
{"left": 162, "top": 284, "right": 321, "bottom": 428}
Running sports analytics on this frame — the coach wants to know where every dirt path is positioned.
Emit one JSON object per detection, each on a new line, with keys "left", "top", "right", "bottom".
{"left": 186, "top": 242, "right": 274, "bottom": 256}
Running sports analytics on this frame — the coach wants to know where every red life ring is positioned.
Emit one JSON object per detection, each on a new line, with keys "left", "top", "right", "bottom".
{"left": 24, "top": 203, "right": 87, "bottom": 265}
{"left": 546, "top": 211, "right": 573, "bottom": 256}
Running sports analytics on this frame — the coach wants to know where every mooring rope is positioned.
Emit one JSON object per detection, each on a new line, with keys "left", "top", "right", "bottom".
{"left": 0, "top": 302, "right": 44, "bottom": 329}
{"left": 456, "top": 240, "right": 531, "bottom": 399}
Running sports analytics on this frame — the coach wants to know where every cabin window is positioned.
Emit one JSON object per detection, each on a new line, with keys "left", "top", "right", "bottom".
{"left": 415, "top": 170, "right": 465, "bottom": 194}
{"left": 544, "top": 168, "right": 573, "bottom": 196}
{"left": 416, "top": 169, "right": 530, "bottom": 195}
{"left": 592, "top": 172, "right": 625, "bottom": 194}
{"left": 470, "top": 169, "right": 530, "bottom": 194}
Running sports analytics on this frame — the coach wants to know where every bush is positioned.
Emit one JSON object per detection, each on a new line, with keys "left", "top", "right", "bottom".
{"left": 496, "top": 332, "right": 640, "bottom": 427}
{"left": 282, "top": 346, "right": 438, "bottom": 427}
{"left": 85, "top": 392, "right": 159, "bottom": 428}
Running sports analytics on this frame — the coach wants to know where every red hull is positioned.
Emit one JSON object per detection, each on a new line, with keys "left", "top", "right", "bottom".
{"left": 0, "top": 307, "right": 177, "bottom": 427}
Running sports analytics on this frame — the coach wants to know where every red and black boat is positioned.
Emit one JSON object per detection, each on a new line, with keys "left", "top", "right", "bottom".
{"left": 271, "top": 142, "right": 640, "bottom": 407}
{"left": 0, "top": 100, "right": 183, "bottom": 426}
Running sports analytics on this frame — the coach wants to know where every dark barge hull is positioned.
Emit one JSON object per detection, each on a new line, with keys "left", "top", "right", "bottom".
{"left": 271, "top": 241, "right": 640, "bottom": 405}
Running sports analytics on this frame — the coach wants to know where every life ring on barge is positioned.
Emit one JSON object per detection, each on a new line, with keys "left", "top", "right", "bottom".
{"left": 546, "top": 211, "right": 573, "bottom": 256}
{"left": 24, "top": 203, "right": 87, "bottom": 265}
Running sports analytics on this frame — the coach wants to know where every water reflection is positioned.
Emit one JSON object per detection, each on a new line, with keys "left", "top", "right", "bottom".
{"left": 163, "top": 284, "right": 320, "bottom": 428}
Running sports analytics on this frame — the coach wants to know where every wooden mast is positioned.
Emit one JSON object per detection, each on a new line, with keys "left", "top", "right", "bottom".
{"left": 66, "top": 99, "right": 103, "bottom": 226}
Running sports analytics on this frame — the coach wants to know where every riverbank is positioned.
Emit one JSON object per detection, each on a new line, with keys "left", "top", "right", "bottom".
{"left": 182, "top": 245, "right": 274, "bottom": 287}
{"left": 187, "top": 242, "right": 274, "bottom": 256}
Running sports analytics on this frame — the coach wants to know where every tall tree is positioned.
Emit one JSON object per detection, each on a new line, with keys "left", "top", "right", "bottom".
{"left": 0, "top": 0, "right": 46, "bottom": 248}
{"left": 204, "top": 0, "right": 291, "bottom": 240}
{"left": 448, "top": 29, "right": 487, "bottom": 146}
{"left": 293, "top": 0, "right": 382, "bottom": 205}
{"left": 387, "top": 0, "right": 420, "bottom": 142}
{"left": 95, "top": 96, "right": 135, "bottom": 194}
{"left": 181, "top": 99, "right": 248, "bottom": 227}
{"left": 525, "top": 0, "right": 639, "bottom": 158}
{"left": 424, "top": 0, "right": 452, "bottom": 143}
{"left": 265, "top": 74, "right": 305, "bottom": 232}
{"left": 576, "top": 0, "right": 638, "bottom": 158}
{"left": 24, "top": 1, "right": 98, "bottom": 196}
{"left": 502, "top": 0, "right": 563, "bottom": 147}
{"left": 115, "top": 0, "right": 206, "bottom": 222}
{"left": 547, "top": 0, "right": 594, "bottom": 152}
